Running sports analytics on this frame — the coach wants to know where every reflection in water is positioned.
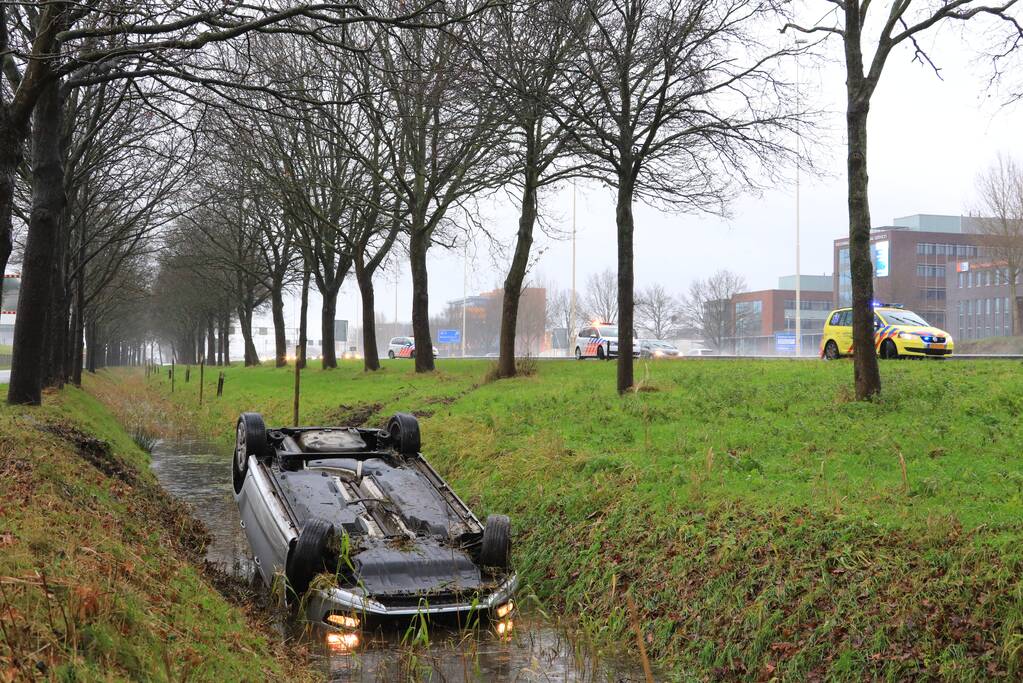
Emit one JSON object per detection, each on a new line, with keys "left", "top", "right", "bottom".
{"left": 149, "top": 438, "right": 655, "bottom": 682}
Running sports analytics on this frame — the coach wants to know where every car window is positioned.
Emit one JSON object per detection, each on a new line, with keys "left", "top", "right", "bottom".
{"left": 839, "top": 310, "right": 853, "bottom": 326}
{"left": 597, "top": 325, "right": 619, "bottom": 337}
{"left": 582, "top": 327, "right": 595, "bottom": 338}
{"left": 878, "top": 309, "right": 929, "bottom": 326}
{"left": 829, "top": 312, "right": 841, "bottom": 325}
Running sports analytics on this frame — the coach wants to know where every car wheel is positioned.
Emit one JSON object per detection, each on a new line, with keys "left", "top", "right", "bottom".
{"left": 823, "top": 340, "right": 839, "bottom": 360}
{"left": 574, "top": 347, "right": 582, "bottom": 360}
{"left": 388, "top": 350, "right": 395, "bottom": 359}
{"left": 234, "top": 413, "right": 272, "bottom": 494}
{"left": 880, "top": 339, "right": 899, "bottom": 360}
{"left": 387, "top": 413, "right": 421, "bottom": 455}
{"left": 285, "top": 517, "right": 337, "bottom": 599}
{"left": 479, "top": 514, "right": 511, "bottom": 569}
{"left": 410, "top": 350, "right": 416, "bottom": 359}
{"left": 597, "top": 346, "right": 606, "bottom": 360}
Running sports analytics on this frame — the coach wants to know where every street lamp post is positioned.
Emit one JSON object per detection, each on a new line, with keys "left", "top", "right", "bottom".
{"left": 794, "top": 39, "right": 806, "bottom": 356}
{"left": 569, "top": 180, "right": 577, "bottom": 357}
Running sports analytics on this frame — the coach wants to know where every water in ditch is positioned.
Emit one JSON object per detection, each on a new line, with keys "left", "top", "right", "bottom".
{"left": 149, "top": 438, "right": 656, "bottom": 682}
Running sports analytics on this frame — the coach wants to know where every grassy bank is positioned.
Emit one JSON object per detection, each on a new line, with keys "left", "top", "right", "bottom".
{"left": 91, "top": 359, "right": 1023, "bottom": 679}
{"left": 0, "top": 385, "right": 309, "bottom": 680}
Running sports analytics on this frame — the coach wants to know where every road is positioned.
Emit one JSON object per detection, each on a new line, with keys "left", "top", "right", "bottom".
{"left": 0, "top": 369, "right": 8, "bottom": 383}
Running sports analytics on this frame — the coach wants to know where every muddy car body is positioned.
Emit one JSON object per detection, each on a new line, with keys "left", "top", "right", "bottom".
{"left": 232, "top": 412, "right": 516, "bottom": 632}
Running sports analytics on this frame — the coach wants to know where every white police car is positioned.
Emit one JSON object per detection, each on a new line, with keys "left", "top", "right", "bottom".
{"left": 574, "top": 324, "right": 640, "bottom": 360}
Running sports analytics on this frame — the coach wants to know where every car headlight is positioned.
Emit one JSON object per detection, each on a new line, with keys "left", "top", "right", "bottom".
{"left": 495, "top": 600, "right": 515, "bottom": 618}
{"left": 325, "top": 614, "right": 360, "bottom": 629}
{"left": 898, "top": 332, "right": 917, "bottom": 340}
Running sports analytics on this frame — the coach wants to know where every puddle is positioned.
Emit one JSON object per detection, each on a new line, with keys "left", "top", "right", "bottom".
{"left": 149, "top": 438, "right": 657, "bottom": 682}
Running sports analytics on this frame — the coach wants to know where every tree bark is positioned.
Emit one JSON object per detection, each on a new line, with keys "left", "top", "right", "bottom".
{"left": 846, "top": 102, "right": 880, "bottom": 399}
{"left": 409, "top": 225, "right": 435, "bottom": 373}
{"left": 220, "top": 312, "right": 231, "bottom": 366}
{"left": 298, "top": 268, "right": 309, "bottom": 369}
{"left": 237, "top": 305, "right": 259, "bottom": 366}
{"left": 497, "top": 168, "right": 538, "bottom": 378}
{"left": 321, "top": 288, "right": 338, "bottom": 369}
{"left": 615, "top": 174, "right": 636, "bottom": 394}
{"left": 206, "top": 316, "right": 216, "bottom": 364}
{"left": 355, "top": 256, "right": 380, "bottom": 371}
{"left": 86, "top": 320, "right": 97, "bottom": 373}
{"left": 0, "top": 120, "right": 19, "bottom": 288}
{"left": 271, "top": 282, "right": 287, "bottom": 367}
{"left": 8, "top": 79, "right": 66, "bottom": 405}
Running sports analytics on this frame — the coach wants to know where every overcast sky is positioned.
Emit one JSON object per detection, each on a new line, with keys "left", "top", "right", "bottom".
{"left": 308, "top": 18, "right": 1023, "bottom": 337}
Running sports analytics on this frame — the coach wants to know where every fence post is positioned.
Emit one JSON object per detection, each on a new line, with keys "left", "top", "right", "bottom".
{"left": 170, "top": 361, "right": 175, "bottom": 393}
{"left": 185, "top": 366, "right": 190, "bottom": 383}
{"left": 293, "top": 345, "right": 301, "bottom": 426}
{"left": 217, "top": 371, "right": 225, "bottom": 398}
{"left": 199, "top": 359, "right": 205, "bottom": 406}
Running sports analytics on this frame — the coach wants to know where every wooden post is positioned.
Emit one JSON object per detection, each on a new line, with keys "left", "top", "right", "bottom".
{"left": 217, "top": 371, "right": 225, "bottom": 398}
{"left": 293, "top": 345, "right": 301, "bottom": 426}
{"left": 185, "top": 366, "right": 190, "bottom": 383}
{"left": 170, "top": 361, "right": 175, "bottom": 393}
{"left": 199, "top": 359, "right": 205, "bottom": 406}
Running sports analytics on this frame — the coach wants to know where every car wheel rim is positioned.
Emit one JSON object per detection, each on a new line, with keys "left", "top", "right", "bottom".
{"left": 235, "top": 422, "right": 247, "bottom": 471}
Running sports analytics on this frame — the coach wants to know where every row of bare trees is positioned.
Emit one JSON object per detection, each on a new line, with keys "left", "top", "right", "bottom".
{"left": 3, "top": 0, "right": 1021, "bottom": 404}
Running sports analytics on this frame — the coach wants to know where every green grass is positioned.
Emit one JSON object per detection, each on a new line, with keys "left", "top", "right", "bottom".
{"left": 0, "top": 385, "right": 308, "bottom": 681}
{"left": 90, "top": 358, "right": 1023, "bottom": 679}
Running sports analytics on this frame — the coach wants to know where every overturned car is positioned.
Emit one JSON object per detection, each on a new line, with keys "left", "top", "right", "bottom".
{"left": 232, "top": 411, "right": 516, "bottom": 643}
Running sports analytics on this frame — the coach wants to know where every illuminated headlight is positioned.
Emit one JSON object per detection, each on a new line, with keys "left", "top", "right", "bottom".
{"left": 495, "top": 600, "right": 515, "bottom": 619}
{"left": 653, "top": 350, "right": 664, "bottom": 357}
{"left": 325, "top": 614, "right": 360, "bottom": 630}
{"left": 496, "top": 619, "right": 514, "bottom": 637}
{"left": 898, "top": 332, "right": 917, "bottom": 340}
{"left": 326, "top": 631, "right": 360, "bottom": 651}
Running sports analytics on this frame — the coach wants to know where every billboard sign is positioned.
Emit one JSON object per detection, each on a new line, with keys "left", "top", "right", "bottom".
{"left": 774, "top": 331, "right": 796, "bottom": 355}
{"left": 438, "top": 329, "right": 461, "bottom": 344}
{"left": 333, "top": 319, "right": 348, "bottom": 342}
{"left": 956, "top": 261, "right": 970, "bottom": 272}
{"left": 872, "top": 240, "right": 890, "bottom": 277}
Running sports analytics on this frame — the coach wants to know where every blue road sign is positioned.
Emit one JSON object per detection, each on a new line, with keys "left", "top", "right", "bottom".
{"left": 774, "top": 331, "right": 796, "bottom": 354}
{"left": 438, "top": 329, "right": 461, "bottom": 344}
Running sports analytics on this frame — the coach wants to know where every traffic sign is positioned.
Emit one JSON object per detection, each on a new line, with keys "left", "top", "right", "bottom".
{"left": 438, "top": 329, "right": 461, "bottom": 344}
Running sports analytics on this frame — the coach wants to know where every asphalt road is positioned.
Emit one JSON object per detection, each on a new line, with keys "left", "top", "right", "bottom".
{"left": 0, "top": 369, "right": 9, "bottom": 383}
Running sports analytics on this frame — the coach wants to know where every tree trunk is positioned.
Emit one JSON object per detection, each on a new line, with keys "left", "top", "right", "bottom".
{"left": 615, "top": 175, "right": 636, "bottom": 394}
{"left": 86, "top": 320, "right": 97, "bottom": 373}
{"left": 321, "top": 288, "right": 338, "bottom": 369}
{"left": 1011, "top": 276, "right": 1021, "bottom": 335}
{"left": 237, "top": 305, "right": 259, "bottom": 366}
{"left": 206, "top": 317, "right": 216, "bottom": 364}
{"left": 498, "top": 171, "right": 538, "bottom": 378}
{"left": 71, "top": 303, "right": 85, "bottom": 385}
{"left": 220, "top": 313, "right": 231, "bottom": 366}
{"left": 298, "top": 268, "right": 309, "bottom": 369}
{"left": 409, "top": 225, "right": 435, "bottom": 373}
{"left": 355, "top": 256, "right": 380, "bottom": 371}
{"left": 8, "top": 80, "right": 66, "bottom": 405}
{"left": 846, "top": 102, "right": 880, "bottom": 399}
{"left": 0, "top": 120, "right": 20, "bottom": 292}
{"left": 271, "top": 282, "right": 287, "bottom": 367}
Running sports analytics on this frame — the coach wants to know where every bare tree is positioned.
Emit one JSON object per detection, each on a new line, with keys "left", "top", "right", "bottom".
{"left": 374, "top": 3, "right": 511, "bottom": 373}
{"left": 636, "top": 284, "right": 680, "bottom": 340}
{"left": 679, "top": 270, "right": 748, "bottom": 350}
{"left": 554, "top": 0, "right": 802, "bottom": 393}
{"left": 975, "top": 153, "right": 1023, "bottom": 334}
{"left": 582, "top": 268, "right": 618, "bottom": 324}
{"left": 785, "top": 1, "right": 1022, "bottom": 399}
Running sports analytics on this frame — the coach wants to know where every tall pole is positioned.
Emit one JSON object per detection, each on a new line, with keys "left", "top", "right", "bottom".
{"left": 462, "top": 241, "right": 468, "bottom": 358}
{"left": 569, "top": 180, "right": 577, "bottom": 356}
{"left": 794, "top": 40, "right": 805, "bottom": 357}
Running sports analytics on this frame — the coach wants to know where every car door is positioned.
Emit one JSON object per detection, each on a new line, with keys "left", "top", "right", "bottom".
{"left": 578, "top": 327, "right": 596, "bottom": 356}
{"left": 833, "top": 310, "right": 854, "bottom": 354}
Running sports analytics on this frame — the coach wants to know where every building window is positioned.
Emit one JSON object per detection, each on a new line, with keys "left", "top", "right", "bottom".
{"left": 967, "top": 271, "right": 973, "bottom": 288}
{"left": 920, "top": 288, "right": 945, "bottom": 301}
{"left": 735, "top": 300, "right": 763, "bottom": 337}
{"left": 916, "top": 264, "right": 946, "bottom": 278}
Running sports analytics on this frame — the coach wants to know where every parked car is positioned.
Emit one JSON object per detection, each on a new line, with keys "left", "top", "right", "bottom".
{"left": 574, "top": 324, "right": 641, "bottom": 360}
{"left": 386, "top": 337, "right": 438, "bottom": 359}
{"left": 638, "top": 340, "right": 681, "bottom": 358}
{"left": 233, "top": 412, "right": 517, "bottom": 648}
{"left": 820, "top": 304, "right": 953, "bottom": 359}
{"left": 687, "top": 347, "right": 716, "bottom": 356}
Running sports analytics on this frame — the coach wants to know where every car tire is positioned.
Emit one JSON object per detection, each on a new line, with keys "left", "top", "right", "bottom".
{"left": 387, "top": 413, "right": 421, "bottom": 455}
{"left": 574, "top": 347, "right": 582, "bottom": 360}
{"left": 285, "top": 517, "right": 337, "bottom": 599}
{"left": 234, "top": 413, "right": 272, "bottom": 494}
{"left": 823, "top": 340, "right": 839, "bottom": 360}
{"left": 388, "top": 350, "right": 395, "bottom": 359}
{"left": 597, "top": 346, "right": 606, "bottom": 360}
{"left": 479, "top": 514, "right": 511, "bottom": 569}
{"left": 880, "top": 339, "right": 899, "bottom": 360}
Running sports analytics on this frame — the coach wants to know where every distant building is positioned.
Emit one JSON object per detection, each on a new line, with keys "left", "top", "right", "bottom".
{"left": 833, "top": 214, "right": 986, "bottom": 330}
{"left": 946, "top": 260, "right": 1018, "bottom": 341}
{"left": 729, "top": 275, "right": 834, "bottom": 355}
